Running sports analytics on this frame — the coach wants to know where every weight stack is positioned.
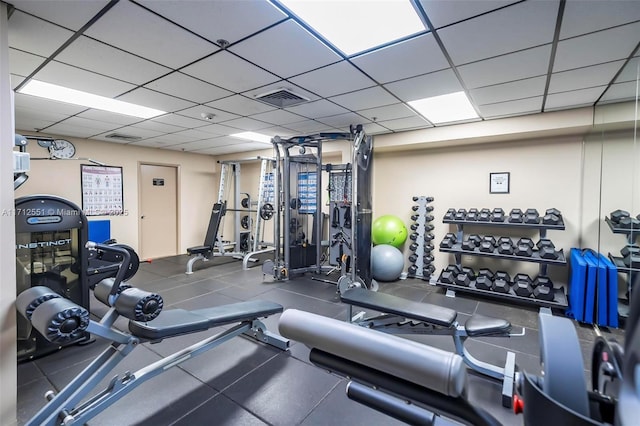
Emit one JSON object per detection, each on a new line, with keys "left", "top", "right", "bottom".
{"left": 407, "top": 196, "right": 435, "bottom": 281}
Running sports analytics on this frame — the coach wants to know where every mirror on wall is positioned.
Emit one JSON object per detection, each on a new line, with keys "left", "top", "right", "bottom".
{"left": 582, "top": 53, "right": 639, "bottom": 323}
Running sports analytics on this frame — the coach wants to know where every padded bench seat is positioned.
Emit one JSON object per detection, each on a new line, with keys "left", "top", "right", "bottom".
{"left": 341, "top": 288, "right": 457, "bottom": 327}
{"left": 464, "top": 314, "right": 511, "bottom": 337}
{"left": 186, "top": 245, "right": 213, "bottom": 256}
{"left": 129, "top": 300, "right": 283, "bottom": 340}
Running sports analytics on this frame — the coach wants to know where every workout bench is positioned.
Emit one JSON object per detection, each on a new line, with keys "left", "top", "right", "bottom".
{"left": 340, "top": 288, "right": 522, "bottom": 407}
{"left": 17, "top": 242, "right": 289, "bottom": 426}
{"left": 186, "top": 201, "right": 226, "bottom": 274}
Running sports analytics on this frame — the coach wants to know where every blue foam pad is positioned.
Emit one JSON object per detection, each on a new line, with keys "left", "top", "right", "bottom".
{"left": 598, "top": 253, "right": 619, "bottom": 328}
{"left": 583, "top": 251, "right": 598, "bottom": 324}
{"left": 568, "top": 248, "right": 587, "bottom": 321}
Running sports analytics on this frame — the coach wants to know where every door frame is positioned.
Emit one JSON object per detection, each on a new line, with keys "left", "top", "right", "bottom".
{"left": 138, "top": 162, "right": 181, "bottom": 258}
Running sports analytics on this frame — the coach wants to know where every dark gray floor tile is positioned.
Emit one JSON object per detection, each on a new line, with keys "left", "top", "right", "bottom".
{"left": 171, "top": 290, "right": 245, "bottom": 310}
{"left": 172, "top": 393, "right": 268, "bottom": 426}
{"left": 17, "top": 359, "right": 44, "bottom": 386}
{"left": 474, "top": 326, "right": 540, "bottom": 356}
{"left": 474, "top": 300, "right": 540, "bottom": 329}
{"left": 422, "top": 290, "right": 479, "bottom": 315}
{"left": 255, "top": 287, "right": 347, "bottom": 318}
{"left": 466, "top": 375, "right": 524, "bottom": 426}
{"left": 223, "top": 353, "right": 341, "bottom": 426}
{"left": 217, "top": 283, "right": 280, "bottom": 301}
{"left": 125, "top": 268, "right": 166, "bottom": 286}
{"left": 277, "top": 279, "right": 342, "bottom": 302}
{"left": 300, "top": 380, "right": 407, "bottom": 426}
{"left": 17, "top": 377, "right": 56, "bottom": 425}
{"left": 33, "top": 336, "right": 111, "bottom": 377}
{"left": 377, "top": 281, "right": 433, "bottom": 301}
{"left": 155, "top": 281, "right": 217, "bottom": 305}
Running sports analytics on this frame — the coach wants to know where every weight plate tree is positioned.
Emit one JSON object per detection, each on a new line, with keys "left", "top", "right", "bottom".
{"left": 15, "top": 195, "right": 91, "bottom": 361}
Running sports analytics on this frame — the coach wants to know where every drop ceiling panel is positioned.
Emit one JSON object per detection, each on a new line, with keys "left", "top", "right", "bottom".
{"left": 195, "top": 143, "right": 262, "bottom": 156}
{"left": 561, "top": 0, "right": 640, "bottom": 40}
{"left": 169, "top": 128, "right": 219, "bottom": 142}
{"left": 55, "top": 36, "right": 172, "bottom": 85}
{"left": 355, "top": 103, "right": 417, "bottom": 123}
{"left": 317, "top": 112, "right": 371, "bottom": 129}
{"left": 548, "top": 61, "right": 626, "bottom": 94}
{"left": 476, "top": 97, "right": 543, "bottom": 118}
{"left": 457, "top": 45, "right": 552, "bottom": 89}
{"left": 129, "top": 119, "right": 185, "bottom": 134}
{"left": 378, "top": 116, "right": 433, "bottom": 131}
{"left": 229, "top": 20, "right": 341, "bottom": 78}
{"left": 242, "top": 81, "right": 319, "bottom": 103}
{"left": 194, "top": 123, "right": 241, "bottom": 136}
{"left": 260, "top": 126, "right": 297, "bottom": 137}
{"left": 151, "top": 113, "right": 211, "bottom": 129}
{"left": 362, "top": 122, "right": 390, "bottom": 135}
{"left": 470, "top": 76, "right": 547, "bottom": 105}
{"left": 133, "top": 132, "right": 202, "bottom": 145}
{"left": 14, "top": 116, "right": 58, "bottom": 132}
{"left": 144, "top": 72, "right": 232, "bottom": 104}
{"left": 84, "top": 0, "right": 217, "bottom": 69}
{"left": 125, "top": 138, "right": 174, "bottom": 148}
{"left": 182, "top": 51, "right": 280, "bottom": 93}
{"left": 250, "top": 109, "right": 307, "bottom": 126}
{"left": 14, "top": 93, "right": 88, "bottom": 116}
{"left": 137, "top": 0, "right": 287, "bottom": 44}
{"left": 384, "top": 68, "right": 462, "bottom": 102}
{"left": 329, "top": 87, "right": 398, "bottom": 111}
{"left": 103, "top": 125, "right": 165, "bottom": 140}
{"left": 205, "top": 94, "right": 276, "bottom": 116}
{"left": 164, "top": 139, "right": 218, "bottom": 151}
{"left": 221, "top": 117, "right": 273, "bottom": 131}
{"left": 351, "top": 34, "right": 449, "bottom": 83}
{"left": 545, "top": 86, "right": 607, "bottom": 110}
{"left": 9, "top": 48, "right": 46, "bottom": 77}
{"left": 116, "top": 88, "right": 196, "bottom": 113}
{"left": 10, "top": 74, "right": 25, "bottom": 90}
{"left": 9, "top": 0, "right": 110, "bottom": 31}
{"left": 176, "top": 105, "right": 239, "bottom": 124}
{"left": 34, "top": 61, "right": 136, "bottom": 97}
{"left": 285, "top": 99, "right": 349, "bottom": 119}
{"left": 553, "top": 22, "right": 640, "bottom": 72}
{"left": 76, "top": 110, "right": 142, "bottom": 127}
{"left": 289, "top": 61, "right": 376, "bottom": 98}
{"left": 599, "top": 81, "right": 638, "bottom": 103}
{"left": 8, "top": 11, "right": 73, "bottom": 57}
{"left": 285, "top": 120, "right": 341, "bottom": 134}
{"left": 53, "top": 116, "right": 123, "bottom": 133}
{"left": 418, "top": 0, "right": 519, "bottom": 29}
{"left": 616, "top": 57, "right": 640, "bottom": 83}
{"left": 437, "top": 0, "right": 559, "bottom": 65}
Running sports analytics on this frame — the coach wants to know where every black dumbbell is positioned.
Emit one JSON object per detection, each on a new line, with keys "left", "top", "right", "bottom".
{"left": 409, "top": 243, "right": 420, "bottom": 251}
{"left": 408, "top": 265, "right": 418, "bottom": 275}
{"left": 491, "top": 208, "right": 505, "bottom": 222}
{"left": 623, "top": 252, "right": 640, "bottom": 268}
{"left": 425, "top": 224, "right": 435, "bottom": 232}
{"left": 461, "top": 239, "right": 477, "bottom": 251}
{"left": 533, "top": 276, "right": 553, "bottom": 289}
{"left": 424, "top": 243, "right": 434, "bottom": 253}
{"left": 423, "top": 264, "right": 436, "bottom": 275}
{"left": 410, "top": 223, "right": 420, "bottom": 231}
{"left": 524, "top": 208, "right": 540, "bottom": 224}
{"left": 533, "top": 285, "right": 554, "bottom": 301}
{"left": 454, "top": 209, "right": 467, "bottom": 221}
{"left": 409, "top": 254, "right": 419, "bottom": 263}
{"left": 538, "top": 243, "right": 558, "bottom": 259}
{"left": 444, "top": 208, "right": 456, "bottom": 221}
{"left": 621, "top": 245, "right": 640, "bottom": 258}
{"left": 610, "top": 209, "right": 630, "bottom": 223}
{"left": 424, "top": 233, "right": 435, "bottom": 242}
{"left": 466, "top": 211, "right": 478, "bottom": 221}
{"left": 475, "top": 274, "right": 493, "bottom": 290}
{"left": 468, "top": 234, "right": 482, "bottom": 246}
{"left": 509, "top": 208, "right": 524, "bottom": 223}
{"left": 515, "top": 238, "right": 534, "bottom": 256}
{"left": 492, "top": 271, "right": 511, "bottom": 293}
{"left": 440, "top": 265, "right": 461, "bottom": 284}
{"left": 478, "top": 268, "right": 495, "bottom": 279}
{"left": 545, "top": 208, "right": 562, "bottom": 217}
{"left": 619, "top": 216, "right": 640, "bottom": 230}
{"left": 478, "top": 208, "right": 491, "bottom": 222}
{"left": 513, "top": 274, "right": 534, "bottom": 297}
{"left": 410, "top": 232, "right": 420, "bottom": 241}
{"left": 543, "top": 213, "right": 562, "bottom": 225}
{"left": 424, "top": 254, "right": 435, "bottom": 262}
{"left": 479, "top": 239, "right": 495, "bottom": 253}
{"left": 497, "top": 241, "right": 514, "bottom": 255}
{"left": 443, "top": 233, "right": 457, "bottom": 242}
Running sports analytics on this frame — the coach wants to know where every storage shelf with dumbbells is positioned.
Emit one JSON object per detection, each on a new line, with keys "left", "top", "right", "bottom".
{"left": 405, "top": 195, "right": 436, "bottom": 280}
{"left": 435, "top": 265, "right": 568, "bottom": 309}
{"left": 437, "top": 207, "right": 568, "bottom": 309}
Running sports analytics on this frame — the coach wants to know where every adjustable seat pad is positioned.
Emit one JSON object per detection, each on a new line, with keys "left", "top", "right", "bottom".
{"left": 186, "top": 245, "right": 213, "bottom": 255}
{"left": 129, "top": 300, "right": 283, "bottom": 339}
{"left": 464, "top": 314, "right": 511, "bottom": 337}
{"left": 341, "top": 288, "right": 457, "bottom": 327}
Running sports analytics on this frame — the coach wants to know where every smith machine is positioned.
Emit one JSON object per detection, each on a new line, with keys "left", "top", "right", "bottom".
{"left": 262, "top": 124, "right": 375, "bottom": 293}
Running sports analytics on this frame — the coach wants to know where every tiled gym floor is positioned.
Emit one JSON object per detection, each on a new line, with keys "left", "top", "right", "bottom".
{"left": 16, "top": 255, "right": 625, "bottom": 426}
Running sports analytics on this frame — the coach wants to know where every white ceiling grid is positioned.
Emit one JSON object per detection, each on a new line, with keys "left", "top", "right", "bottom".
{"left": 5, "top": 0, "right": 640, "bottom": 155}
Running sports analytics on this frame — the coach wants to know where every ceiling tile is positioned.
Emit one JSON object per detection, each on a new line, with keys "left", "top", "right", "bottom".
{"left": 176, "top": 105, "right": 240, "bottom": 124}
{"left": 151, "top": 113, "right": 211, "bottom": 129}
{"left": 616, "top": 57, "right": 640, "bottom": 83}
{"left": 260, "top": 126, "right": 298, "bottom": 138}
{"left": 476, "top": 97, "right": 543, "bottom": 118}
{"left": 355, "top": 103, "right": 417, "bottom": 123}
{"left": 34, "top": 61, "right": 136, "bottom": 97}
{"left": 136, "top": 132, "right": 200, "bottom": 145}
{"left": 351, "top": 34, "right": 449, "bottom": 83}
{"left": 164, "top": 139, "right": 219, "bottom": 151}
{"left": 181, "top": 122, "right": 235, "bottom": 136}
{"left": 457, "top": 45, "right": 552, "bottom": 89}
{"left": 205, "top": 94, "right": 276, "bottom": 116}
{"left": 470, "top": 76, "right": 547, "bottom": 105}
{"left": 362, "top": 122, "right": 390, "bottom": 135}
{"left": 138, "top": 0, "right": 287, "bottom": 44}
{"left": 9, "top": 48, "right": 46, "bottom": 77}
{"left": 437, "top": 0, "right": 559, "bottom": 65}
{"left": 76, "top": 110, "right": 142, "bottom": 126}
{"left": 553, "top": 22, "right": 640, "bottom": 72}
{"left": 14, "top": 93, "right": 87, "bottom": 116}
{"left": 169, "top": 128, "right": 221, "bottom": 142}
{"left": 43, "top": 124, "right": 99, "bottom": 139}
{"left": 11, "top": 74, "right": 26, "bottom": 90}
{"left": 14, "top": 116, "right": 58, "bottom": 133}
{"left": 84, "top": 0, "right": 217, "bottom": 69}
{"left": 9, "top": 0, "right": 110, "bottom": 31}
{"left": 221, "top": 117, "right": 273, "bottom": 131}
{"left": 182, "top": 51, "right": 280, "bottom": 93}
{"left": 545, "top": 86, "right": 606, "bottom": 110}
{"left": 289, "top": 60, "right": 375, "bottom": 97}
{"left": 194, "top": 143, "right": 254, "bottom": 156}
{"left": 8, "top": 11, "right": 73, "bottom": 57}
{"left": 229, "top": 20, "right": 341, "bottom": 78}
{"left": 384, "top": 68, "right": 461, "bottom": 102}
{"left": 285, "top": 99, "right": 349, "bottom": 119}
{"left": 128, "top": 119, "right": 185, "bottom": 134}
{"left": 144, "top": 72, "right": 232, "bottom": 104}
{"left": 103, "top": 125, "right": 165, "bottom": 140}
{"left": 89, "top": 134, "right": 130, "bottom": 144}
{"left": 54, "top": 116, "right": 122, "bottom": 132}
{"left": 125, "top": 138, "right": 175, "bottom": 148}
{"left": 285, "top": 120, "right": 340, "bottom": 134}
{"left": 561, "top": 0, "right": 640, "bottom": 40}
{"left": 329, "top": 87, "right": 398, "bottom": 111}
{"left": 242, "top": 80, "right": 319, "bottom": 103}
{"left": 55, "top": 36, "right": 171, "bottom": 85}
{"left": 599, "top": 81, "right": 639, "bottom": 103}
{"left": 317, "top": 112, "right": 371, "bottom": 129}
{"left": 377, "top": 116, "right": 433, "bottom": 131}
{"left": 548, "top": 60, "right": 626, "bottom": 94}
{"left": 116, "top": 88, "right": 196, "bottom": 113}
{"left": 249, "top": 109, "right": 307, "bottom": 126}
{"left": 419, "top": 0, "right": 519, "bottom": 29}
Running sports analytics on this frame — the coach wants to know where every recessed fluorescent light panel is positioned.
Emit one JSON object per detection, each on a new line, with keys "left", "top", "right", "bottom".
{"left": 230, "top": 132, "right": 272, "bottom": 143}
{"left": 408, "top": 91, "right": 479, "bottom": 124}
{"left": 277, "top": 0, "right": 425, "bottom": 55}
{"left": 18, "top": 80, "right": 166, "bottom": 119}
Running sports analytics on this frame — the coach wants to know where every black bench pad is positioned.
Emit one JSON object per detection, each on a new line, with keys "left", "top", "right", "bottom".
{"left": 129, "top": 300, "right": 283, "bottom": 340}
{"left": 341, "top": 288, "right": 457, "bottom": 327}
{"left": 187, "top": 245, "right": 213, "bottom": 255}
{"left": 465, "top": 314, "right": 511, "bottom": 337}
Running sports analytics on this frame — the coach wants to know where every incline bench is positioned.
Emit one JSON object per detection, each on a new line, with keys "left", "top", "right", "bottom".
{"left": 186, "top": 201, "right": 226, "bottom": 274}
{"left": 341, "top": 288, "right": 522, "bottom": 407}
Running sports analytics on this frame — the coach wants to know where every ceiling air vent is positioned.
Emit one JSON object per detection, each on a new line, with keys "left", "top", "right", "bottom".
{"left": 104, "top": 133, "right": 142, "bottom": 142}
{"left": 255, "top": 88, "right": 309, "bottom": 108}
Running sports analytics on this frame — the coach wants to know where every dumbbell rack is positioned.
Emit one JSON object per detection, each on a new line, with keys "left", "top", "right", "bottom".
{"left": 406, "top": 196, "right": 435, "bottom": 281}
{"left": 436, "top": 211, "right": 568, "bottom": 309}
{"left": 605, "top": 216, "right": 638, "bottom": 318}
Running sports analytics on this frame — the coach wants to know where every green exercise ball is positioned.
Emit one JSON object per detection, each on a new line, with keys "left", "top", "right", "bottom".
{"left": 372, "top": 215, "right": 408, "bottom": 248}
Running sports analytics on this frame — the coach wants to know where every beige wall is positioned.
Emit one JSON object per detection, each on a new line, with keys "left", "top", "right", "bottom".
{"left": 14, "top": 133, "right": 218, "bottom": 255}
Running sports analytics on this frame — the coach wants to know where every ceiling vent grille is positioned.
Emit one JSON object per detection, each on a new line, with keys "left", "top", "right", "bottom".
{"left": 104, "top": 133, "right": 142, "bottom": 141}
{"left": 255, "top": 88, "right": 309, "bottom": 108}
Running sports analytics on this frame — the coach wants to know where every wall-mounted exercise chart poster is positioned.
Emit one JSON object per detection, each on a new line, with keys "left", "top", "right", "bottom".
{"left": 81, "top": 165, "right": 124, "bottom": 216}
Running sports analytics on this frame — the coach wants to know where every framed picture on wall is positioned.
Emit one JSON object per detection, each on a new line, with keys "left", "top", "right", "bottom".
{"left": 81, "top": 164, "right": 124, "bottom": 216}
{"left": 490, "top": 172, "right": 510, "bottom": 194}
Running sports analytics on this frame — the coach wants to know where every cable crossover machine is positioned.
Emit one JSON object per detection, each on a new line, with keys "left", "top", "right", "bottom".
{"left": 262, "top": 124, "right": 376, "bottom": 293}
